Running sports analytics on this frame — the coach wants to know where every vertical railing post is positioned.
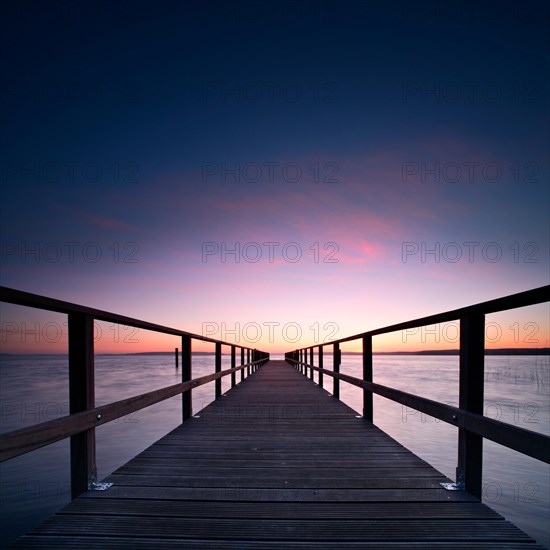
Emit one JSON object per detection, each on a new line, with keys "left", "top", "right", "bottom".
{"left": 333, "top": 342, "right": 340, "bottom": 399}
{"left": 362, "top": 335, "right": 373, "bottom": 421}
{"left": 68, "top": 313, "right": 95, "bottom": 499}
{"left": 247, "top": 349, "right": 250, "bottom": 376}
{"left": 231, "top": 345, "right": 236, "bottom": 387}
{"left": 215, "top": 342, "right": 222, "bottom": 398}
{"left": 241, "top": 348, "right": 245, "bottom": 381}
{"left": 181, "top": 335, "right": 192, "bottom": 422}
{"left": 318, "top": 345, "right": 323, "bottom": 388}
{"left": 175, "top": 347, "right": 179, "bottom": 369}
{"left": 309, "top": 348, "right": 314, "bottom": 380}
{"left": 457, "top": 314, "right": 485, "bottom": 499}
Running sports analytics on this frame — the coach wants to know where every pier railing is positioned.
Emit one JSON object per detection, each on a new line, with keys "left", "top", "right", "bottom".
{"left": 0, "top": 286, "right": 269, "bottom": 498}
{"left": 285, "top": 285, "right": 549, "bottom": 499}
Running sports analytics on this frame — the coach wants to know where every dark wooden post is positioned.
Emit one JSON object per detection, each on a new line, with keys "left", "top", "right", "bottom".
{"left": 318, "top": 345, "right": 323, "bottom": 388}
{"left": 215, "top": 342, "right": 222, "bottom": 398}
{"left": 457, "top": 314, "right": 485, "bottom": 499}
{"left": 247, "top": 349, "right": 250, "bottom": 376}
{"left": 362, "top": 335, "right": 373, "bottom": 421}
{"left": 68, "top": 313, "right": 95, "bottom": 499}
{"left": 175, "top": 347, "right": 178, "bottom": 369}
{"left": 333, "top": 342, "right": 340, "bottom": 399}
{"left": 240, "top": 347, "right": 245, "bottom": 381}
{"left": 181, "top": 335, "right": 192, "bottom": 422}
{"left": 309, "top": 348, "right": 314, "bottom": 380}
{"left": 231, "top": 345, "right": 236, "bottom": 387}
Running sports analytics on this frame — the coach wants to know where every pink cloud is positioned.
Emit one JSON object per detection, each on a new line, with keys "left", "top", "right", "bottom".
{"left": 360, "top": 241, "right": 385, "bottom": 260}
{"left": 82, "top": 213, "right": 139, "bottom": 231}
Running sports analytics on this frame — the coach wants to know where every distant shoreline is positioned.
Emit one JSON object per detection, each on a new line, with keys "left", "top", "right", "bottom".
{"left": 1, "top": 348, "right": 548, "bottom": 356}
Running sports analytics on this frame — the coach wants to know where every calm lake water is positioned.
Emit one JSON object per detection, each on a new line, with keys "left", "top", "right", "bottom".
{"left": 0, "top": 353, "right": 548, "bottom": 548}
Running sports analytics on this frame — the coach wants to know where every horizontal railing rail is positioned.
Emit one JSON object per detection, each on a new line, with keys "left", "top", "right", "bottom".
{"left": 0, "top": 286, "right": 269, "bottom": 498}
{"left": 0, "top": 286, "right": 245, "bottom": 345}
{"left": 285, "top": 359, "right": 549, "bottom": 464}
{"left": 286, "top": 284, "right": 549, "bottom": 499}
{"left": 324, "top": 285, "right": 548, "bottom": 343}
{"left": 0, "top": 358, "right": 266, "bottom": 463}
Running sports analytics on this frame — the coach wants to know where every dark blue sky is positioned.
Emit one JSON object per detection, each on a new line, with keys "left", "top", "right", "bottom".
{"left": 1, "top": 0, "right": 548, "bottom": 351}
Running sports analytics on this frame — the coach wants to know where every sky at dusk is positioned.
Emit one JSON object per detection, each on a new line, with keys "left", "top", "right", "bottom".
{"left": 1, "top": 0, "right": 548, "bottom": 353}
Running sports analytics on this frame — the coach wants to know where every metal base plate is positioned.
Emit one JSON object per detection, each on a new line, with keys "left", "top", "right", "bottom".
{"left": 88, "top": 482, "right": 113, "bottom": 491}
{"left": 440, "top": 482, "right": 465, "bottom": 491}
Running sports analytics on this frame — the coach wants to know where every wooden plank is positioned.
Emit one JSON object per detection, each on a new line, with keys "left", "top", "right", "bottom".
{"left": 127, "top": 457, "right": 428, "bottom": 468}
{"left": 102, "top": 474, "right": 448, "bottom": 489}
{"left": 79, "top": 485, "right": 479, "bottom": 502}
{"left": 26, "top": 516, "right": 536, "bottom": 541}
{"left": 61, "top": 499, "right": 501, "bottom": 518}
{"left": 12, "top": 537, "right": 546, "bottom": 549}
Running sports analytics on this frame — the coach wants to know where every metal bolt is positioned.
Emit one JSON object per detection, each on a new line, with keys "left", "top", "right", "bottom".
{"left": 96, "top": 414, "right": 101, "bottom": 421}
{"left": 452, "top": 415, "right": 457, "bottom": 421}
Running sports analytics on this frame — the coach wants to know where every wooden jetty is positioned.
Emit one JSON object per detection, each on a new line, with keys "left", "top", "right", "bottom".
{"left": 1, "top": 285, "right": 548, "bottom": 548}
{"left": 9, "top": 360, "right": 544, "bottom": 548}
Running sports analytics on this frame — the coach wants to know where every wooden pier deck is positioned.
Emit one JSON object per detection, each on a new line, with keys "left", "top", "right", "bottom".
{"left": 12, "top": 360, "right": 542, "bottom": 548}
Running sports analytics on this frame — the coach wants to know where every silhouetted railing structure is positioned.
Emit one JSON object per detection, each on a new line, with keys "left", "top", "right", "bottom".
{"left": 0, "top": 286, "right": 269, "bottom": 499}
{"left": 286, "top": 285, "right": 549, "bottom": 499}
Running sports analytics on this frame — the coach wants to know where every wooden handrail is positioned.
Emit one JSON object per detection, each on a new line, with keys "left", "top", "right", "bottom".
{"left": 0, "top": 285, "right": 269, "bottom": 498}
{"left": 286, "top": 284, "right": 550, "bottom": 499}
{"left": 285, "top": 357, "right": 549, "bottom": 464}
{"left": 0, "top": 286, "right": 260, "bottom": 349}
{"left": 312, "top": 285, "right": 548, "bottom": 346}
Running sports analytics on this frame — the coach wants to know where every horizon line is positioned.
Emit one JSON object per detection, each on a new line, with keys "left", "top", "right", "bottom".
{"left": 1, "top": 347, "right": 549, "bottom": 357}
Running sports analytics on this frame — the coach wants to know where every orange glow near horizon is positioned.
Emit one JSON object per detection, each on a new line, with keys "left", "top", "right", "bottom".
{"left": 1, "top": 302, "right": 547, "bottom": 355}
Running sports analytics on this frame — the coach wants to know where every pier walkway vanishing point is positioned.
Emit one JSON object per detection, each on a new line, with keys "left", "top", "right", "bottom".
{"left": 1, "top": 285, "right": 548, "bottom": 548}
